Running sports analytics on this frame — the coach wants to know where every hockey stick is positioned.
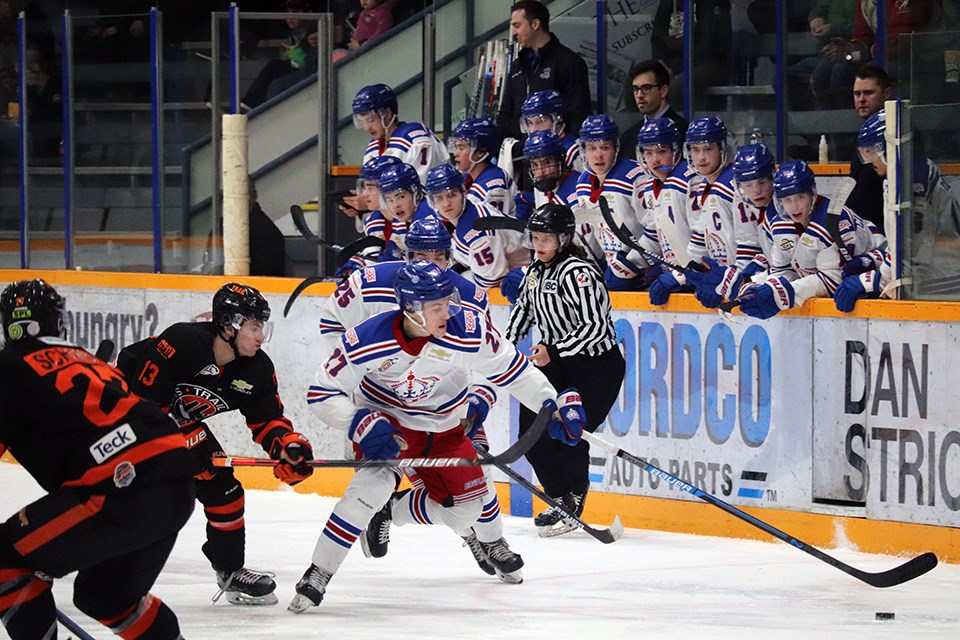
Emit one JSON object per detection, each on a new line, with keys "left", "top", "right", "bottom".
{"left": 823, "top": 177, "right": 858, "bottom": 265}
{"left": 472, "top": 216, "right": 527, "bottom": 233}
{"left": 214, "top": 405, "right": 551, "bottom": 470}
{"left": 283, "top": 275, "right": 326, "bottom": 317}
{"left": 597, "top": 196, "right": 691, "bottom": 274}
{"left": 581, "top": 431, "right": 938, "bottom": 588}
{"left": 94, "top": 339, "right": 115, "bottom": 362}
{"left": 57, "top": 609, "right": 96, "bottom": 640}
{"left": 482, "top": 451, "right": 623, "bottom": 544}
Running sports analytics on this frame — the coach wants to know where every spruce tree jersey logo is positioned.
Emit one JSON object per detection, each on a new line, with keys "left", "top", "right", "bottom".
{"left": 172, "top": 384, "right": 230, "bottom": 424}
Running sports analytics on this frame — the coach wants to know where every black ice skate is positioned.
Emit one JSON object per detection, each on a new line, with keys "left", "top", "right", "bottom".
{"left": 212, "top": 567, "right": 278, "bottom": 605}
{"left": 537, "top": 489, "right": 588, "bottom": 538}
{"left": 480, "top": 537, "right": 524, "bottom": 584}
{"left": 288, "top": 564, "right": 333, "bottom": 613}
{"left": 461, "top": 529, "right": 495, "bottom": 576}
{"left": 361, "top": 488, "right": 409, "bottom": 559}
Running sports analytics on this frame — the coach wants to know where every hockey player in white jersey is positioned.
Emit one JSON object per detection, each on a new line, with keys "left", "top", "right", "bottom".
{"left": 289, "top": 261, "right": 586, "bottom": 612}
{"left": 353, "top": 83, "right": 448, "bottom": 184}
{"left": 519, "top": 90, "right": 584, "bottom": 175}
{"left": 685, "top": 142, "right": 777, "bottom": 307}
{"left": 376, "top": 162, "right": 436, "bottom": 261}
{"left": 605, "top": 117, "right": 692, "bottom": 291}
{"left": 835, "top": 109, "right": 960, "bottom": 310}
{"left": 734, "top": 160, "right": 884, "bottom": 319}
{"left": 649, "top": 116, "right": 755, "bottom": 305}
{"left": 357, "top": 155, "right": 403, "bottom": 240}
{"left": 424, "top": 163, "right": 529, "bottom": 289}
{"left": 574, "top": 114, "right": 648, "bottom": 269}
{"left": 449, "top": 117, "right": 517, "bottom": 215}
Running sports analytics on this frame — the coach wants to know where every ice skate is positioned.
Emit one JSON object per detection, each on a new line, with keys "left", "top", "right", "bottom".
{"left": 537, "top": 490, "right": 587, "bottom": 538}
{"left": 461, "top": 529, "right": 495, "bottom": 576}
{"left": 212, "top": 567, "right": 278, "bottom": 605}
{"left": 480, "top": 537, "right": 524, "bottom": 584}
{"left": 361, "top": 488, "right": 409, "bottom": 558}
{"left": 288, "top": 564, "right": 333, "bottom": 613}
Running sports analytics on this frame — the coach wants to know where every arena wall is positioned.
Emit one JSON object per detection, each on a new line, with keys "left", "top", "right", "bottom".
{"left": 2, "top": 269, "right": 957, "bottom": 563}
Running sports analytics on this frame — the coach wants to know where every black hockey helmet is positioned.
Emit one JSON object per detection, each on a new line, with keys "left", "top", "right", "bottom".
{"left": 212, "top": 282, "right": 271, "bottom": 329}
{"left": 0, "top": 279, "right": 65, "bottom": 342}
{"left": 526, "top": 203, "right": 576, "bottom": 248}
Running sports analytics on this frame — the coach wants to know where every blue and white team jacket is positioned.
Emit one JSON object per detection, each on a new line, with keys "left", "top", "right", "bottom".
{"left": 760, "top": 195, "right": 884, "bottom": 306}
{"left": 467, "top": 164, "right": 518, "bottom": 216}
{"left": 362, "top": 122, "right": 448, "bottom": 184}
{"left": 317, "top": 261, "right": 490, "bottom": 356}
{"left": 307, "top": 308, "right": 555, "bottom": 434}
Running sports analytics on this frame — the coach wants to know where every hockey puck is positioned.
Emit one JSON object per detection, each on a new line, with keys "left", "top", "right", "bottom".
{"left": 875, "top": 612, "right": 895, "bottom": 621}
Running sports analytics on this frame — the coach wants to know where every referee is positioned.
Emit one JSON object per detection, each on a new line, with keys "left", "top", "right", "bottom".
{"left": 504, "top": 203, "right": 626, "bottom": 535}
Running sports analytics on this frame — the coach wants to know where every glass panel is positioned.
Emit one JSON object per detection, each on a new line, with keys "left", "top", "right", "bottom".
{"left": 899, "top": 102, "right": 960, "bottom": 301}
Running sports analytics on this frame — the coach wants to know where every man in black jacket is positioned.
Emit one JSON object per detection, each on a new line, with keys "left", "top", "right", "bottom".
{"left": 844, "top": 64, "right": 893, "bottom": 230}
{"left": 618, "top": 59, "right": 688, "bottom": 161}
{"left": 495, "top": 1, "right": 591, "bottom": 140}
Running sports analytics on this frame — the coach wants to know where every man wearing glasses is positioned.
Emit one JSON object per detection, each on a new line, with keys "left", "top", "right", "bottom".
{"left": 618, "top": 59, "right": 688, "bottom": 161}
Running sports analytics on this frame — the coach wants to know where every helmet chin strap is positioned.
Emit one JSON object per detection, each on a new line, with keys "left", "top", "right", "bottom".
{"left": 218, "top": 325, "right": 243, "bottom": 360}
{"left": 402, "top": 310, "right": 430, "bottom": 336}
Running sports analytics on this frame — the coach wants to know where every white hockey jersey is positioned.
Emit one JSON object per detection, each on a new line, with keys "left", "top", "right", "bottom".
{"left": 686, "top": 165, "right": 761, "bottom": 270}
{"left": 317, "top": 262, "right": 490, "bottom": 356}
{"left": 575, "top": 158, "right": 647, "bottom": 267}
{"left": 362, "top": 122, "right": 448, "bottom": 184}
{"left": 307, "top": 308, "right": 555, "bottom": 434}
{"left": 637, "top": 160, "right": 694, "bottom": 266}
{"left": 450, "top": 200, "right": 529, "bottom": 289}
{"left": 467, "top": 164, "right": 518, "bottom": 216}
{"left": 761, "top": 195, "right": 885, "bottom": 306}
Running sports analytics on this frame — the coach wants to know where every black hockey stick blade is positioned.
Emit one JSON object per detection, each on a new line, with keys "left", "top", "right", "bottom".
{"left": 581, "top": 431, "right": 938, "bottom": 588}
{"left": 290, "top": 204, "right": 320, "bottom": 243}
{"left": 472, "top": 216, "right": 527, "bottom": 233}
{"left": 596, "top": 196, "right": 685, "bottom": 274}
{"left": 335, "top": 235, "right": 385, "bottom": 267}
{"left": 94, "top": 339, "right": 115, "bottom": 362}
{"left": 719, "top": 299, "right": 742, "bottom": 312}
{"left": 483, "top": 451, "right": 623, "bottom": 544}
{"left": 215, "top": 405, "right": 552, "bottom": 470}
{"left": 283, "top": 275, "right": 326, "bottom": 317}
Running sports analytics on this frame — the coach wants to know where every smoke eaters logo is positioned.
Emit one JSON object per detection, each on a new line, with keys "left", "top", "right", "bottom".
{"left": 172, "top": 384, "right": 230, "bottom": 425}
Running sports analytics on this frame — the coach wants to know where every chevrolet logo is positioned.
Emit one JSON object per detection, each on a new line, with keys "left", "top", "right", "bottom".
{"left": 231, "top": 379, "right": 253, "bottom": 391}
{"left": 431, "top": 348, "right": 453, "bottom": 359}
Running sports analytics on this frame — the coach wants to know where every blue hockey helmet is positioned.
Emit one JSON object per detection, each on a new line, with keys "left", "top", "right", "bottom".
{"left": 358, "top": 155, "right": 403, "bottom": 193}
{"left": 352, "top": 84, "right": 398, "bottom": 129}
{"left": 450, "top": 118, "right": 499, "bottom": 153}
{"left": 636, "top": 118, "right": 681, "bottom": 172}
{"left": 524, "top": 130, "right": 566, "bottom": 192}
{"left": 857, "top": 109, "right": 886, "bottom": 165}
{"left": 0, "top": 279, "right": 65, "bottom": 341}
{"left": 405, "top": 216, "right": 452, "bottom": 264}
{"left": 379, "top": 163, "right": 422, "bottom": 195}
{"left": 733, "top": 143, "right": 775, "bottom": 183}
{"left": 424, "top": 163, "right": 465, "bottom": 194}
{"left": 579, "top": 114, "right": 620, "bottom": 143}
{"left": 773, "top": 160, "right": 817, "bottom": 199}
{"left": 520, "top": 90, "right": 566, "bottom": 134}
{"left": 395, "top": 260, "right": 461, "bottom": 318}
{"left": 684, "top": 115, "right": 728, "bottom": 168}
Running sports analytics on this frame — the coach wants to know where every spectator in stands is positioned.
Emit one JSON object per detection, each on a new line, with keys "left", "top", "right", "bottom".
{"left": 618, "top": 59, "right": 688, "bottom": 161}
{"left": 241, "top": 0, "right": 317, "bottom": 110}
{"left": 347, "top": 0, "right": 393, "bottom": 50}
{"left": 495, "top": 0, "right": 591, "bottom": 140}
{"left": 248, "top": 179, "right": 287, "bottom": 277}
{"left": 844, "top": 63, "right": 892, "bottom": 230}
{"left": 76, "top": 0, "right": 151, "bottom": 66}
{"left": 786, "top": 0, "right": 858, "bottom": 109}
{"left": 822, "top": 0, "right": 937, "bottom": 69}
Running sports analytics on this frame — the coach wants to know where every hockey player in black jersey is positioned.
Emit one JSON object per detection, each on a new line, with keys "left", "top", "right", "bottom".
{"left": 117, "top": 282, "right": 314, "bottom": 606}
{"left": 0, "top": 279, "right": 197, "bottom": 639}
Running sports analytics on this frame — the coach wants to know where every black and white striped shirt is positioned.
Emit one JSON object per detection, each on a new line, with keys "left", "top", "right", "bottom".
{"left": 504, "top": 255, "right": 617, "bottom": 358}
